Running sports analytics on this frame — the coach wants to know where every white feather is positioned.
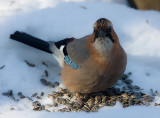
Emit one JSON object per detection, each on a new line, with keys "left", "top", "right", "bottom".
{"left": 94, "top": 37, "right": 113, "bottom": 55}
{"left": 49, "top": 43, "right": 64, "bottom": 67}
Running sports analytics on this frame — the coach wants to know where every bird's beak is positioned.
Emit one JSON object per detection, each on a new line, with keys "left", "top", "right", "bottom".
{"left": 98, "top": 29, "right": 107, "bottom": 37}
{"left": 94, "top": 27, "right": 114, "bottom": 43}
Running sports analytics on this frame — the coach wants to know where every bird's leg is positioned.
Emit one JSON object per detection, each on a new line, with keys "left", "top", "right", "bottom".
{"left": 76, "top": 92, "right": 85, "bottom": 105}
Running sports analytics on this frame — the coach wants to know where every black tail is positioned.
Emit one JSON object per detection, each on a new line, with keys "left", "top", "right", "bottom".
{"left": 10, "top": 31, "right": 52, "bottom": 54}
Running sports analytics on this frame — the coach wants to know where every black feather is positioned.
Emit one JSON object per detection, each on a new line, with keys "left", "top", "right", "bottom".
{"left": 10, "top": 31, "right": 52, "bottom": 54}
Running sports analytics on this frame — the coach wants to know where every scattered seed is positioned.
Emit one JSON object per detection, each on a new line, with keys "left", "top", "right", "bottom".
{"left": 41, "top": 105, "right": 45, "bottom": 110}
{"left": 47, "top": 82, "right": 55, "bottom": 88}
{"left": 36, "top": 96, "right": 42, "bottom": 100}
{"left": 53, "top": 109, "right": 57, "bottom": 112}
{"left": 2, "top": 90, "right": 19, "bottom": 101}
{"left": 82, "top": 104, "right": 91, "bottom": 112}
{"left": 44, "top": 70, "right": 49, "bottom": 77}
{"left": 146, "top": 19, "right": 149, "bottom": 24}
{"left": 45, "top": 104, "right": 52, "bottom": 108}
{"left": 47, "top": 94, "right": 54, "bottom": 98}
{"left": 54, "top": 82, "right": 59, "bottom": 87}
{"left": 52, "top": 103, "right": 58, "bottom": 107}
{"left": 150, "top": 89, "right": 155, "bottom": 96}
{"left": 0, "top": 65, "right": 5, "bottom": 69}
{"left": 24, "top": 60, "right": 35, "bottom": 67}
{"left": 124, "top": 79, "right": 133, "bottom": 84}
{"left": 42, "top": 61, "right": 48, "bottom": 67}
{"left": 90, "top": 105, "right": 99, "bottom": 112}
{"left": 17, "top": 92, "right": 25, "bottom": 99}
{"left": 32, "top": 101, "right": 41, "bottom": 111}
{"left": 142, "top": 95, "right": 154, "bottom": 103}
{"left": 2, "top": 90, "right": 13, "bottom": 97}
{"left": 123, "top": 86, "right": 130, "bottom": 91}
{"left": 128, "top": 72, "right": 132, "bottom": 75}
{"left": 31, "top": 93, "right": 38, "bottom": 98}
{"left": 26, "top": 96, "right": 33, "bottom": 102}
{"left": 133, "top": 86, "right": 141, "bottom": 90}
{"left": 146, "top": 73, "right": 150, "bottom": 76}
{"left": 42, "top": 73, "right": 158, "bottom": 112}
{"left": 40, "top": 92, "right": 44, "bottom": 96}
{"left": 80, "top": 6, "right": 87, "bottom": 9}
{"left": 121, "top": 74, "right": 128, "bottom": 81}
{"left": 10, "top": 107, "right": 15, "bottom": 111}
{"left": 155, "top": 91, "right": 160, "bottom": 96}
{"left": 40, "top": 79, "right": 48, "bottom": 86}
{"left": 10, "top": 96, "right": 19, "bottom": 101}
{"left": 116, "top": 80, "right": 123, "bottom": 85}
{"left": 46, "top": 109, "right": 50, "bottom": 112}
{"left": 154, "top": 103, "right": 160, "bottom": 106}
{"left": 6, "top": 73, "right": 158, "bottom": 113}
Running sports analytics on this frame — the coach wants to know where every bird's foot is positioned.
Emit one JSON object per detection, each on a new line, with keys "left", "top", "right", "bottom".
{"left": 76, "top": 92, "right": 85, "bottom": 105}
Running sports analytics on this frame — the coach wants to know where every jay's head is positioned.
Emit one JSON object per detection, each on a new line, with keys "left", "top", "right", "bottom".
{"left": 91, "top": 18, "right": 118, "bottom": 54}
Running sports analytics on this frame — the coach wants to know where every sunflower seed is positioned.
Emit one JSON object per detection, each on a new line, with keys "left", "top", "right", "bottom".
{"left": 24, "top": 60, "right": 35, "bottom": 67}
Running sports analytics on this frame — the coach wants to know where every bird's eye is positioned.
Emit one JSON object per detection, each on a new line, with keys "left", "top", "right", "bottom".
{"left": 95, "top": 32, "right": 99, "bottom": 39}
{"left": 108, "top": 26, "right": 112, "bottom": 33}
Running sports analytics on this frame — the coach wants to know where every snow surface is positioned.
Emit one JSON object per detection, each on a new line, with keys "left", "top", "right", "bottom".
{"left": 0, "top": 0, "right": 160, "bottom": 118}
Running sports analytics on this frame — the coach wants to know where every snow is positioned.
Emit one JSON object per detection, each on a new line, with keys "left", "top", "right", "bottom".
{"left": 0, "top": 0, "right": 160, "bottom": 118}
{"left": 0, "top": 0, "right": 128, "bottom": 17}
{"left": 1, "top": 106, "right": 160, "bottom": 118}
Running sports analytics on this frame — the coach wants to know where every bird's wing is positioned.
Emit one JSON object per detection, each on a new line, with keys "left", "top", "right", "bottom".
{"left": 66, "top": 35, "right": 90, "bottom": 64}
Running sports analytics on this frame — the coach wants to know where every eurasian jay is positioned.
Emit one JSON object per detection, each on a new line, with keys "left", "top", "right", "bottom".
{"left": 10, "top": 18, "right": 127, "bottom": 94}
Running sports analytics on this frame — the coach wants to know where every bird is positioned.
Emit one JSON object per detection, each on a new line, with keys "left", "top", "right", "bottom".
{"left": 10, "top": 18, "right": 127, "bottom": 94}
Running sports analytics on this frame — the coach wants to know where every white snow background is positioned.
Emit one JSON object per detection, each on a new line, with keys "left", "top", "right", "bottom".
{"left": 0, "top": 0, "right": 160, "bottom": 118}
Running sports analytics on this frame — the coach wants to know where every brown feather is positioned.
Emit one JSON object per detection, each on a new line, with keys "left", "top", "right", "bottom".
{"left": 61, "top": 18, "right": 127, "bottom": 93}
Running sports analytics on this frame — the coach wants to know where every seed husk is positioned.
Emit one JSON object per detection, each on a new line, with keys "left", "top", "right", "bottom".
{"left": 46, "top": 109, "right": 50, "bottom": 112}
{"left": 45, "top": 104, "right": 53, "bottom": 108}
{"left": 2, "top": 90, "right": 13, "bottom": 97}
{"left": 52, "top": 103, "right": 58, "bottom": 107}
{"left": 90, "top": 105, "right": 99, "bottom": 112}
{"left": 47, "top": 82, "right": 55, "bottom": 88}
{"left": 41, "top": 105, "right": 45, "bottom": 110}
{"left": 40, "top": 92, "right": 44, "bottom": 96}
{"left": 36, "top": 96, "right": 42, "bottom": 100}
{"left": 44, "top": 70, "right": 49, "bottom": 77}
{"left": 32, "top": 101, "right": 41, "bottom": 111}
{"left": 40, "top": 79, "right": 48, "bottom": 86}
{"left": 17, "top": 92, "right": 25, "bottom": 99}
{"left": 15, "top": 73, "right": 157, "bottom": 112}
{"left": 54, "top": 82, "right": 60, "bottom": 87}
{"left": 42, "top": 61, "right": 48, "bottom": 67}
{"left": 26, "top": 96, "right": 33, "bottom": 102}
{"left": 24, "top": 60, "right": 35, "bottom": 67}
{"left": 0, "top": 65, "right": 5, "bottom": 69}
{"left": 31, "top": 93, "right": 37, "bottom": 98}
{"left": 124, "top": 79, "right": 133, "bottom": 84}
{"left": 155, "top": 91, "right": 160, "bottom": 96}
{"left": 82, "top": 104, "right": 91, "bottom": 112}
{"left": 10, "top": 107, "right": 15, "bottom": 111}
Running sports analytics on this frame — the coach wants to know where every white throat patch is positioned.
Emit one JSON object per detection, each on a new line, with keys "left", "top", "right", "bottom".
{"left": 94, "top": 37, "right": 113, "bottom": 55}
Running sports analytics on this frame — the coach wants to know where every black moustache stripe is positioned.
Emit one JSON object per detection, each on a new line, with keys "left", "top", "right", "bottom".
{"left": 108, "top": 34, "right": 115, "bottom": 43}
{"left": 94, "top": 33, "right": 115, "bottom": 43}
